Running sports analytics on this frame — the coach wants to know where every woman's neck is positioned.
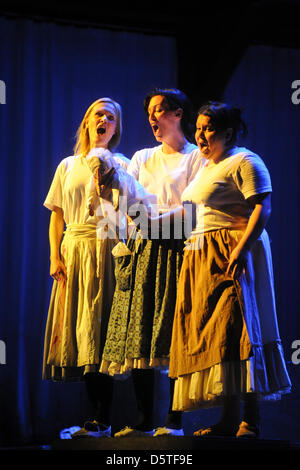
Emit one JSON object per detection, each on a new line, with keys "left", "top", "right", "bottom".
{"left": 209, "top": 145, "right": 235, "bottom": 164}
{"left": 161, "top": 136, "right": 188, "bottom": 154}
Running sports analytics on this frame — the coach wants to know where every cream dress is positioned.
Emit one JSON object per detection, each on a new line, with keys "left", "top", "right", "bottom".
{"left": 42, "top": 148, "right": 132, "bottom": 381}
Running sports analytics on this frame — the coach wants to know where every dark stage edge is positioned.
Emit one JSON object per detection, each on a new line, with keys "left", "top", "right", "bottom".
{"left": 49, "top": 435, "right": 300, "bottom": 452}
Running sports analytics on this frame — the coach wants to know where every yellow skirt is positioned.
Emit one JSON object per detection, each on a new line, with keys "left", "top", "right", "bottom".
{"left": 43, "top": 223, "right": 117, "bottom": 381}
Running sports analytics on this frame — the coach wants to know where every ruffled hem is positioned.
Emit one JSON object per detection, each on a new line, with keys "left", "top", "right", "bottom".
{"left": 173, "top": 341, "right": 291, "bottom": 411}
{"left": 100, "top": 357, "right": 170, "bottom": 381}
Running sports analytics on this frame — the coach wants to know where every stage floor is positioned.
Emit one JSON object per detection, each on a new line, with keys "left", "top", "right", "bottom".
{"left": 2, "top": 435, "right": 298, "bottom": 453}
{"left": 1, "top": 434, "right": 300, "bottom": 465}
{"left": 52, "top": 435, "right": 300, "bottom": 451}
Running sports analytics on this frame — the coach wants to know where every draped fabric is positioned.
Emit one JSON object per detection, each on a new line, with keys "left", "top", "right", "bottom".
{"left": 0, "top": 15, "right": 177, "bottom": 445}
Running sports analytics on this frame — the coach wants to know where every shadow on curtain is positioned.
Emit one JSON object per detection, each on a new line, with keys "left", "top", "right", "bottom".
{"left": 0, "top": 15, "right": 177, "bottom": 446}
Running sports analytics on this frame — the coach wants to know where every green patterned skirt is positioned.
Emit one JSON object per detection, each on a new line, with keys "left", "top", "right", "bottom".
{"left": 100, "top": 231, "right": 184, "bottom": 377}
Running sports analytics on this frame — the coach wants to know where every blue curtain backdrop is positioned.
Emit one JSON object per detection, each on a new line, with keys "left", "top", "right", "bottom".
{"left": 0, "top": 15, "right": 178, "bottom": 445}
{"left": 1, "top": 13, "right": 300, "bottom": 446}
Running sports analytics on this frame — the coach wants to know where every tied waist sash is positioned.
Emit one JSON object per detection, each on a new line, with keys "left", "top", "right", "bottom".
{"left": 64, "top": 223, "right": 108, "bottom": 278}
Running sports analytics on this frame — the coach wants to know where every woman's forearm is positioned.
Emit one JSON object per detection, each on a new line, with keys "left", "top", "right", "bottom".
{"left": 49, "top": 207, "right": 65, "bottom": 260}
{"left": 155, "top": 205, "right": 185, "bottom": 227}
{"left": 236, "top": 194, "right": 271, "bottom": 253}
{"left": 226, "top": 193, "right": 271, "bottom": 278}
{"left": 142, "top": 205, "right": 185, "bottom": 238}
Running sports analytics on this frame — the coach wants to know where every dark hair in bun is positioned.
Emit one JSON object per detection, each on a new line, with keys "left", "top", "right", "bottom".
{"left": 144, "top": 88, "right": 196, "bottom": 142}
{"left": 198, "top": 101, "right": 247, "bottom": 145}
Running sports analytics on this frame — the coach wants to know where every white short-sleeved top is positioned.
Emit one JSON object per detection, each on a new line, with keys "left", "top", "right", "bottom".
{"left": 128, "top": 143, "right": 206, "bottom": 212}
{"left": 44, "top": 148, "right": 130, "bottom": 225}
{"left": 181, "top": 147, "right": 272, "bottom": 234}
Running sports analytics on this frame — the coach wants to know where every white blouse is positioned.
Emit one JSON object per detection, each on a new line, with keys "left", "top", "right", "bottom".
{"left": 43, "top": 148, "right": 130, "bottom": 225}
{"left": 181, "top": 147, "right": 272, "bottom": 234}
{"left": 128, "top": 143, "right": 207, "bottom": 212}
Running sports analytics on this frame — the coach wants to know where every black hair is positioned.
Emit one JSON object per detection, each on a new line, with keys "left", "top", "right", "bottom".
{"left": 198, "top": 101, "right": 247, "bottom": 145}
{"left": 143, "top": 88, "right": 196, "bottom": 142}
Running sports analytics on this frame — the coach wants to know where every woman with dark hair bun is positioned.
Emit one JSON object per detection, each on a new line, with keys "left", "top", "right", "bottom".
{"left": 197, "top": 101, "right": 248, "bottom": 145}
{"left": 100, "top": 88, "right": 207, "bottom": 437}
{"left": 143, "top": 88, "right": 196, "bottom": 143}
{"left": 166, "top": 101, "right": 291, "bottom": 438}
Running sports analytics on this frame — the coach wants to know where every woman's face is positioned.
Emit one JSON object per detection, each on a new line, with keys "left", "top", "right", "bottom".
{"left": 195, "top": 114, "right": 231, "bottom": 162}
{"left": 147, "top": 95, "right": 182, "bottom": 142}
{"left": 85, "top": 101, "right": 117, "bottom": 149}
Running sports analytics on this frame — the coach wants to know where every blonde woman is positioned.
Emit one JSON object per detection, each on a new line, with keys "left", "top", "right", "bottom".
{"left": 42, "top": 98, "right": 130, "bottom": 438}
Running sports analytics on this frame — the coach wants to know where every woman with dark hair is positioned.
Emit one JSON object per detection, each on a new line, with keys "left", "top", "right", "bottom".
{"left": 100, "top": 88, "right": 207, "bottom": 437}
{"left": 167, "top": 101, "right": 291, "bottom": 437}
{"left": 142, "top": 88, "right": 196, "bottom": 143}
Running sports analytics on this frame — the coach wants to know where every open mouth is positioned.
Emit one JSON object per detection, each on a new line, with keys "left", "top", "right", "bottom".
{"left": 152, "top": 124, "right": 159, "bottom": 133}
{"left": 199, "top": 141, "right": 208, "bottom": 151}
{"left": 97, "top": 127, "right": 106, "bottom": 135}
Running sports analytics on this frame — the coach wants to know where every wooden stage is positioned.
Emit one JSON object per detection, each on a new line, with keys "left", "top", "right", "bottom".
{"left": 51, "top": 434, "right": 299, "bottom": 452}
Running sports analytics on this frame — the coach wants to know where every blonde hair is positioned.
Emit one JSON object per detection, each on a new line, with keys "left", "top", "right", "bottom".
{"left": 74, "top": 97, "right": 122, "bottom": 156}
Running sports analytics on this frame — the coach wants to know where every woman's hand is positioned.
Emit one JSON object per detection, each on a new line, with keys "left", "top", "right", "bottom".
{"left": 49, "top": 207, "right": 66, "bottom": 282}
{"left": 50, "top": 257, "right": 67, "bottom": 282}
{"left": 226, "top": 245, "right": 248, "bottom": 279}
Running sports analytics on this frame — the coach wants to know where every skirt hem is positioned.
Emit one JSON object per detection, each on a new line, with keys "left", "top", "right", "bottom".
{"left": 99, "top": 357, "right": 170, "bottom": 380}
{"left": 172, "top": 340, "right": 291, "bottom": 411}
